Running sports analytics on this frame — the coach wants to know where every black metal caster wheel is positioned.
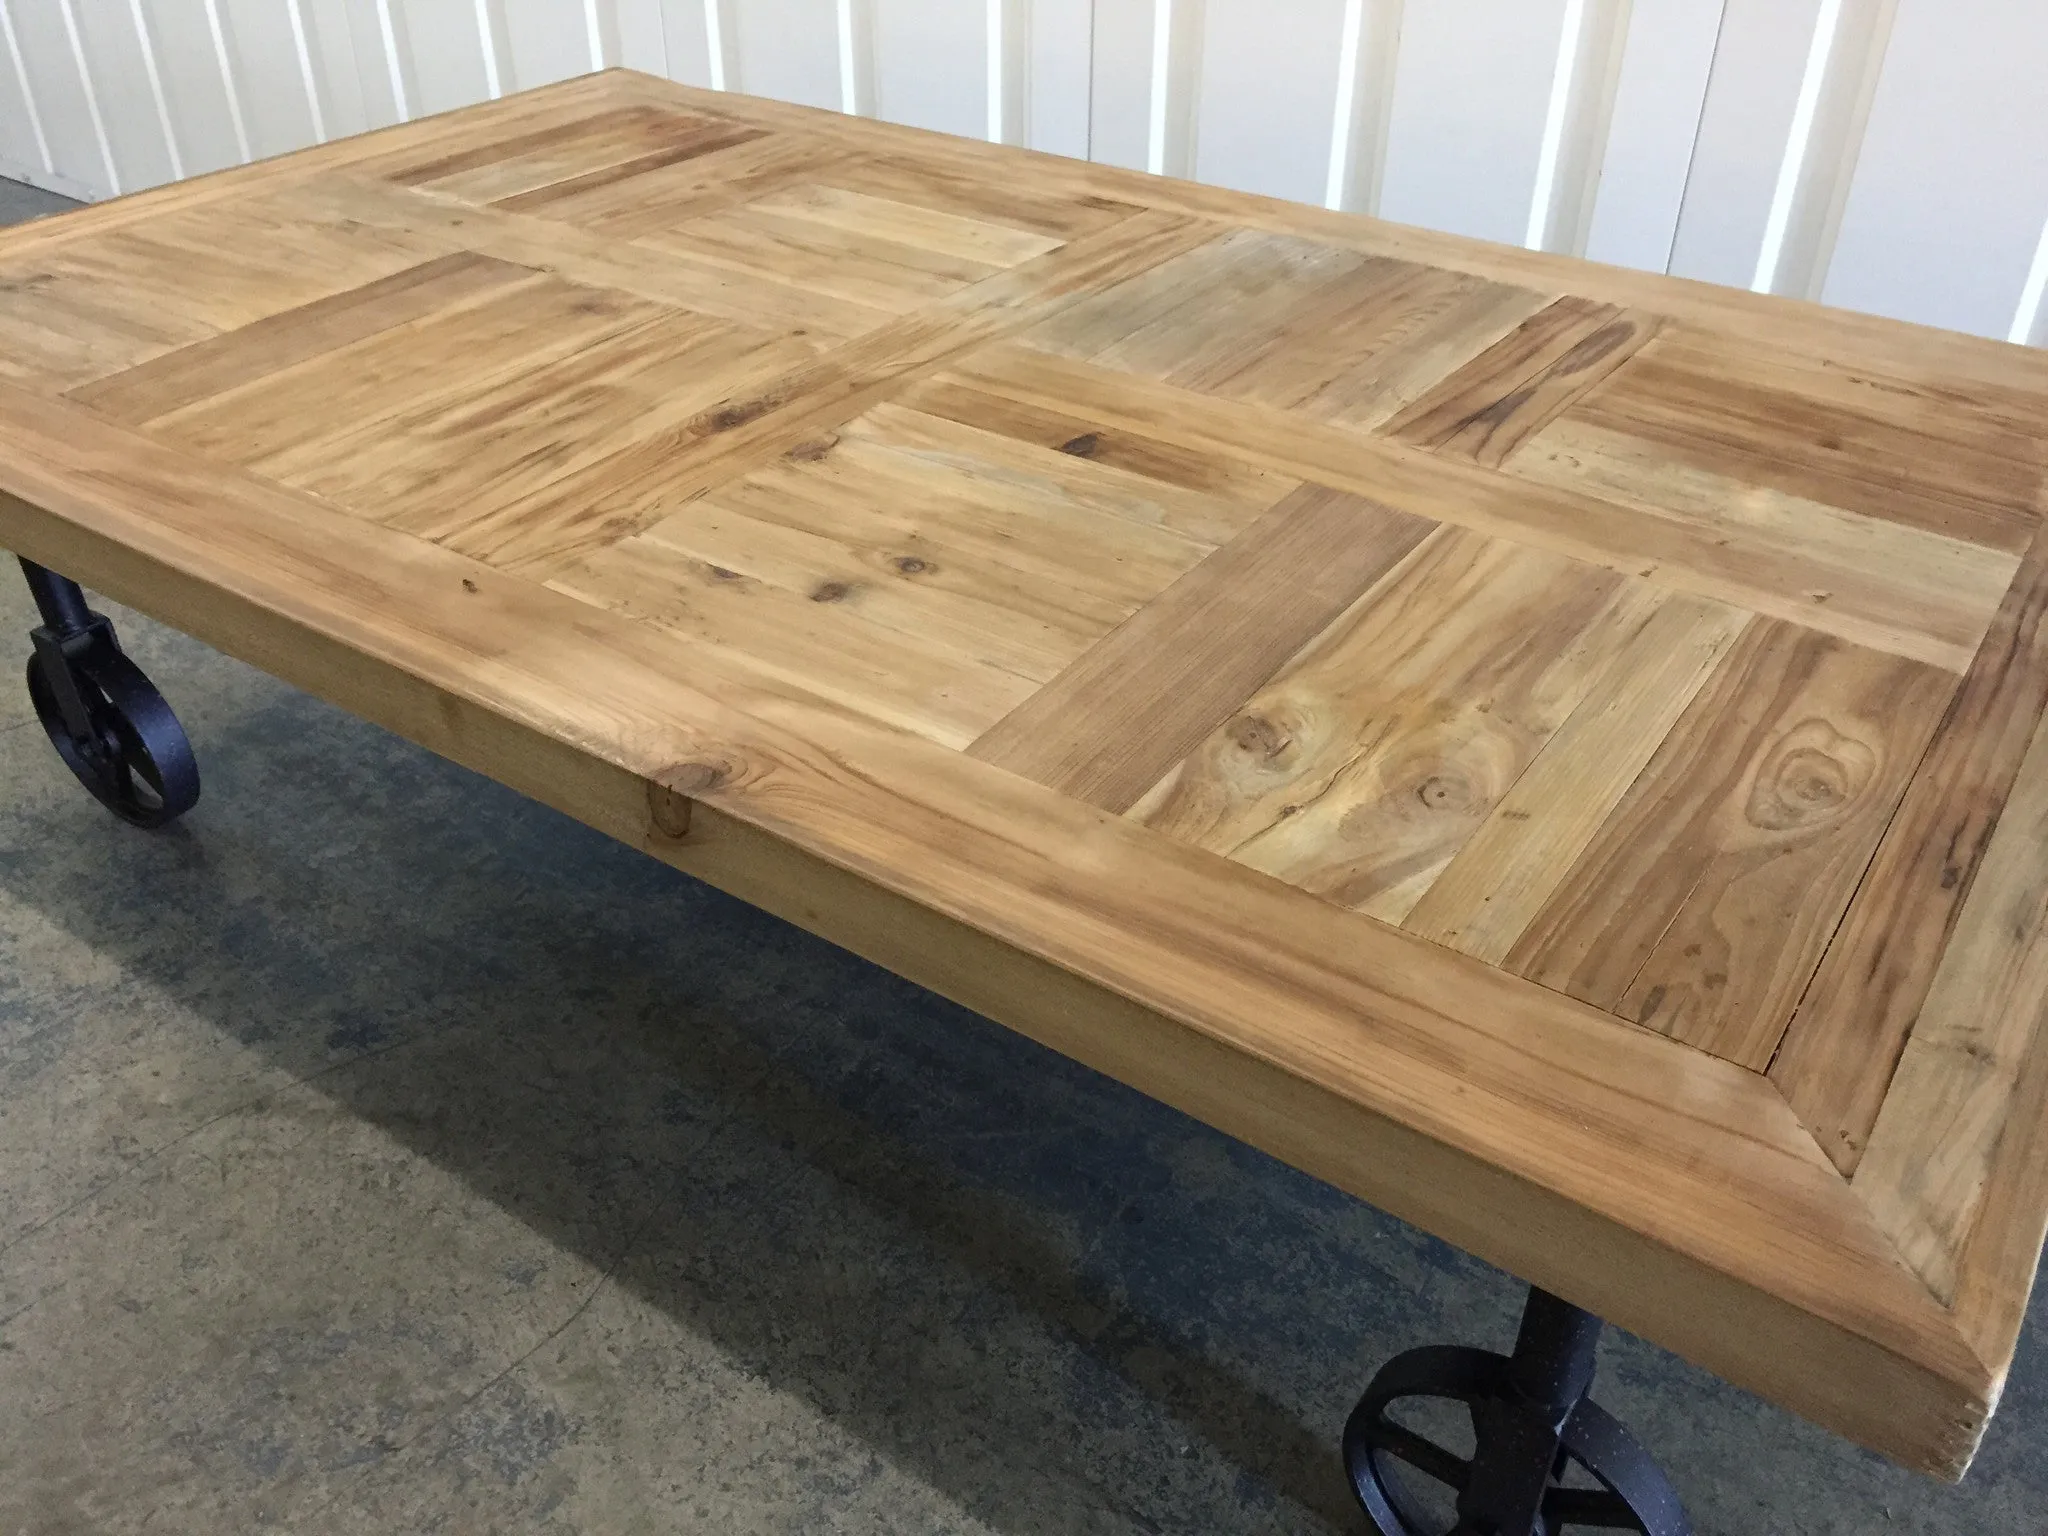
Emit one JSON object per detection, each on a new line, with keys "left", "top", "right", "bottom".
{"left": 18, "top": 558, "right": 198, "bottom": 829}
{"left": 1344, "top": 1289, "right": 1690, "bottom": 1536}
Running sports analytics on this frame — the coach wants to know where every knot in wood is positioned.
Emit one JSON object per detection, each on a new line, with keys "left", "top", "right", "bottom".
{"left": 661, "top": 759, "right": 731, "bottom": 796}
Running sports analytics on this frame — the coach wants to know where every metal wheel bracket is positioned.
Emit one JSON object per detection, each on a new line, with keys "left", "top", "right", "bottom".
{"left": 1344, "top": 1287, "right": 1692, "bottom": 1536}
{"left": 17, "top": 558, "right": 200, "bottom": 830}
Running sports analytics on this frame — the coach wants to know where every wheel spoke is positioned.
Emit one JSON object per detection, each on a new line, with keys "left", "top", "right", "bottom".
{"left": 25, "top": 618, "right": 201, "bottom": 830}
{"left": 1545, "top": 1484, "right": 1648, "bottom": 1530}
{"left": 1369, "top": 1420, "right": 1472, "bottom": 1490}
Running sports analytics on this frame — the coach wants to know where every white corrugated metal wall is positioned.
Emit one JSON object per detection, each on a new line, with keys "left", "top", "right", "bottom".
{"left": 0, "top": 0, "right": 2042, "bottom": 346}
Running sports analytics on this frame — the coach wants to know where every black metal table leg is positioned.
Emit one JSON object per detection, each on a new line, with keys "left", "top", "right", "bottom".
{"left": 16, "top": 558, "right": 199, "bottom": 828}
{"left": 1344, "top": 1286, "right": 1691, "bottom": 1535}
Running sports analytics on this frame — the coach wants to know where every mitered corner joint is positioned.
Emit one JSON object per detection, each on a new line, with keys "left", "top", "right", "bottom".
{"left": 16, "top": 557, "right": 199, "bottom": 829}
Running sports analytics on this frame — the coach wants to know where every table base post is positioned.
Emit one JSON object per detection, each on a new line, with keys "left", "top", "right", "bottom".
{"left": 1344, "top": 1285, "right": 1691, "bottom": 1534}
{"left": 16, "top": 557, "right": 199, "bottom": 829}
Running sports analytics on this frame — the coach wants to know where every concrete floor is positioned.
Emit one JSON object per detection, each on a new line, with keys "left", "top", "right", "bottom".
{"left": 0, "top": 177, "right": 82, "bottom": 225}
{"left": 2, "top": 186, "right": 2045, "bottom": 1536}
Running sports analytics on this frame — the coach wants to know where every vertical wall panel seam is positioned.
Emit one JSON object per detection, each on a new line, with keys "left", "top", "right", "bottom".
{"left": 1753, "top": 0, "right": 1843, "bottom": 292}
{"left": 201, "top": 0, "right": 253, "bottom": 163}
{"left": 1559, "top": 0, "right": 1637, "bottom": 258}
{"left": 1354, "top": 0, "right": 1403, "bottom": 217}
{"left": 702, "top": 0, "right": 733, "bottom": 92}
{"left": 836, "top": 0, "right": 857, "bottom": 111}
{"left": 1144, "top": 0, "right": 1201, "bottom": 178}
{"left": 128, "top": 0, "right": 183, "bottom": 178}
{"left": 53, "top": 0, "right": 117, "bottom": 194}
{"left": 1084, "top": 0, "right": 1098, "bottom": 161}
{"left": 0, "top": 0, "right": 51, "bottom": 174}
{"left": 1144, "top": 0, "right": 1172, "bottom": 174}
{"left": 474, "top": 0, "right": 505, "bottom": 98}
{"left": 1664, "top": 0, "right": 1729, "bottom": 276}
{"left": 1324, "top": 0, "right": 1365, "bottom": 210}
{"left": 375, "top": 0, "right": 411, "bottom": 120}
{"left": 1794, "top": 0, "right": 1898, "bottom": 303}
{"left": 1526, "top": 0, "right": 1591, "bottom": 249}
{"left": 285, "top": 0, "right": 328, "bottom": 140}
{"left": 835, "top": 0, "right": 875, "bottom": 115}
{"left": 2012, "top": 215, "right": 2048, "bottom": 347}
{"left": 987, "top": 0, "right": 1005, "bottom": 140}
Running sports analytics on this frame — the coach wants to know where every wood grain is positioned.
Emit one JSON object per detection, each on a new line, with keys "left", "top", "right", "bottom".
{"left": 0, "top": 378, "right": 1985, "bottom": 1477}
{"left": 969, "top": 484, "right": 1435, "bottom": 811}
{"left": 567, "top": 135, "right": 857, "bottom": 237}
{"left": 1507, "top": 416, "right": 2020, "bottom": 675}
{"left": 1130, "top": 527, "right": 1644, "bottom": 923}
{"left": 5, "top": 68, "right": 2048, "bottom": 1481}
{"left": 1568, "top": 345, "right": 2042, "bottom": 553}
{"left": 141, "top": 272, "right": 663, "bottom": 466}
{"left": 693, "top": 416, "right": 1214, "bottom": 639}
{"left": 950, "top": 344, "right": 2007, "bottom": 670}
{"left": 1406, "top": 593, "right": 1751, "bottom": 963}
{"left": 493, "top": 122, "right": 766, "bottom": 213}
{"left": 547, "top": 528, "right": 1044, "bottom": 748}
{"left": 287, "top": 170, "right": 895, "bottom": 341}
{"left": 0, "top": 193, "right": 449, "bottom": 393}
{"left": 440, "top": 211, "right": 1221, "bottom": 573}
{"left": 387, "top": 104, "right": 735, "bottom": 201}
{"left": 1774, "top": 533, "right": 2048, "bottom": 1170}
{"left": 895, "top": 374, "right": 1299, "bottom": 512}
{"left": 620, "top": 67, "right": 2048, "bottom": 398}
{"left": 1182, "top": 265, "right": 1554, "bottom": 428}
{"left": 68, "top": 252, "right": 537, "bottom": 425}
{"left": 1508, "top": 617, "right": 1956, "bottom": 1067}
{"left": 632, "top": 497, "right": 1090, "bottom": 681}
{"left": 1855, "top": 700, "right": 2048, "bottom": 1300}
{"left": 1385, "top": 296, "right": 1660, "bottom": 466}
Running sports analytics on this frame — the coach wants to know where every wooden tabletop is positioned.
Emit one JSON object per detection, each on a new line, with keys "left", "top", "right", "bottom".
{"left": 2, "top": 70, "right": 2044, "bottom": 1480}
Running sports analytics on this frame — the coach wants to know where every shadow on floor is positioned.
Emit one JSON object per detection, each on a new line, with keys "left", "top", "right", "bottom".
{"left": 0, "top": 606, "right": 2042, "bottom": 1533}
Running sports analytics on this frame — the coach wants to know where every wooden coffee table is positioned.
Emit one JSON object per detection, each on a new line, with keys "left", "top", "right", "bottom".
{"left": 3, "top": 68, "right": 2044, "bottom": 1534}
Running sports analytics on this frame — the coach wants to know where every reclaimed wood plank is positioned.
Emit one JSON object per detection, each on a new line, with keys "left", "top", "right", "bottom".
{"left": 949, "top": 344, "right": 2001, "bottom": 670}
{"left": 282, "top": 171, "right": 895, "bottom": 341}
{"left": 547, "top": 530, "right": 1043, "bottom": 748}
{"left": 140, "top": 273, "right": 659, "bottom": 466}
{"left": 1406, "top": 593, "right": 1751, "bottom": 963}
{"left": 68, "top": 253, "right": 538, "bottom": 426}
{"left": 1508, "top": 416, "right": 2021, "bottom": 677}
{"left": 492, "top": 124, "right": 768, "bottom": 213}
{"left": 634, "top": 498, "right": 1092, "bottom": 681}
{"left": 1773, "top": 534, "right": 2048, "bottom": 1171}
{"left": 690, "top": 424, "right": 1207, "bottom": 639}
{"left": 1856, "top": 701, "right": 2048, "bottom": 1300}
{"left": 1130, "top": 528, "right": 1647, "bottom": 923}
{"left": 1569, "top": 349, "right": 2042, "bottom": 553}
{"left": 1508, "top": 617, "right": 1956, "bottom": 1069}
{"left": 1384, "top": 297, "right": 1661, "bottom": 466}
{"left": 439, "top": 210, "right": 1222, "bottom": 573}
{"left": 568, "top": 136, "right": 860, "bottom": 237}
{"left": 968, "top": 484, "right": 1436, "bottom": 811}
{"left": 895, "top": 374, "right": 1299, "bottom": 510}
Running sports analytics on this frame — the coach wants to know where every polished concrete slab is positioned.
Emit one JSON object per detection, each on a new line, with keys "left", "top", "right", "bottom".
{"left": 1, "top": 182, "right": 2043, "bottom": 1535}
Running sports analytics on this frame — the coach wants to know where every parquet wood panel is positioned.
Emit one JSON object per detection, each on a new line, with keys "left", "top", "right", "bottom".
{"left": 4, "top": 70, "right": 2047, "bottom": 1481}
